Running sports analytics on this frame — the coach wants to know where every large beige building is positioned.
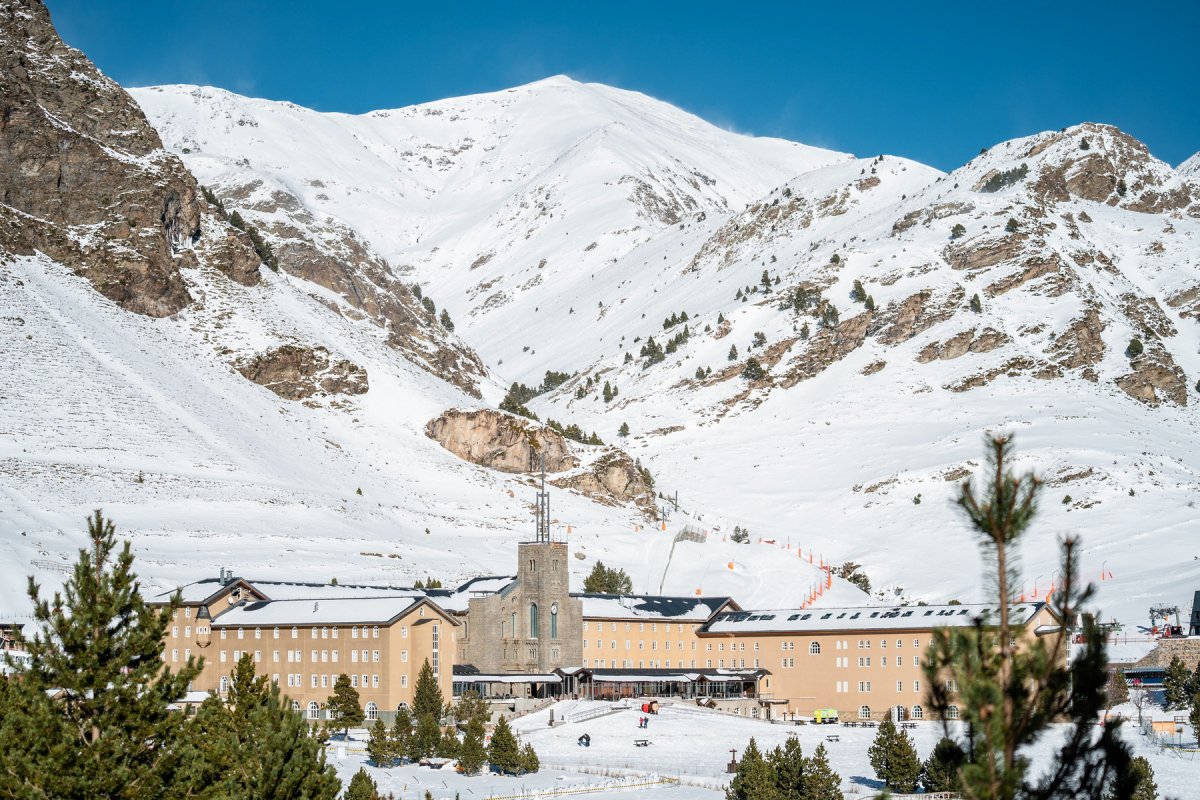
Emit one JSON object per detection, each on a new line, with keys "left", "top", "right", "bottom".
{"left": 157, "top": 551, "right": 1059, "bottom": 723}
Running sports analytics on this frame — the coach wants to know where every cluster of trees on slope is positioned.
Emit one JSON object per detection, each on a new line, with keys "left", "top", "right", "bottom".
{"left": 0, "top": 512, "right": 540, "bottom": 800}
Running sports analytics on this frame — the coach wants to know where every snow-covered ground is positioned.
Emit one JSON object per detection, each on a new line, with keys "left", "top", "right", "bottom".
{"left": 328, "top": 699, "right": 1198, "bottom": 799}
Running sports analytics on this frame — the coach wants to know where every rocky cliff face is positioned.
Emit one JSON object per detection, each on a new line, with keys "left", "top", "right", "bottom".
{"left": 235, "top": 344, "right": 368, "bottom": 402}
{"left": 426, "top": 408, "right": 577, "bottom": 473}
{"left": 0, "top": 0, "right": 260, "bottom": 316}
{"left": 206, "top": 177, "right": 487, "bottom": 397}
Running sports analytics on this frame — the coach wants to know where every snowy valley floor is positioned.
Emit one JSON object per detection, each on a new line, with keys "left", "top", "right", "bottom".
{"left": 329, "top": 700, "right": 1199, "bottom": 799}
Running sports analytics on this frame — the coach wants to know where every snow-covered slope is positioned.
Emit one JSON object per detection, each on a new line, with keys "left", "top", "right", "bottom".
{"left": 128, "top": 81, "right": 1200, "bottom": 631}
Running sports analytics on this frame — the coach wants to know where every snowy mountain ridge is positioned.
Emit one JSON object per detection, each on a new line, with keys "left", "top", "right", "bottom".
{"left": 3, "top": 0, "right": 1198, "bottom": 632}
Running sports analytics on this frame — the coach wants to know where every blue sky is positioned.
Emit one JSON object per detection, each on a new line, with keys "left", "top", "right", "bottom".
{"left": 49, "top": 0, "right": 1199, "bottom": 171}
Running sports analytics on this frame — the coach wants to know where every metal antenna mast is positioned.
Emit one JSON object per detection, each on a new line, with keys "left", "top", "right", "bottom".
{"left": 535, "top": 452, "right": 550, "bottom": 542}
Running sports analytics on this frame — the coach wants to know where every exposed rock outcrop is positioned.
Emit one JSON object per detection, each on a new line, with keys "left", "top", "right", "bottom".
{"left": 0, "top": 0, "right": 260, "bottom": 316}
{"left": 1115, "top": 345, "right": 1187, "bottom": 407}
{"left": 551, "top": 449, "right": 654, "bottom": 512}
{"left": 425, "top": 408, "right": 577, "bottom": 473}
{"left": 235, "top": 344, "right": 368, "bottom": 401}
{"left": 917, "top": 327, "right": 1008, "bottom": 363}
{"left": 204, "top": 180, "right": 487, "bottom": 397}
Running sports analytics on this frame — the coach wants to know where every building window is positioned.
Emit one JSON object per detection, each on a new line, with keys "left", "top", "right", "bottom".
{"left": 184, "top": 607, "right": 191, "bottom": 619}
{"left": 914, "top": 680, "right": 920, "bottom": 693}
{"left": 332, "top": 627, "right": 339, "bottom": 638}
{"left": 307, "top": 701, "right": 320, "bottom": 720}
{"left": 185, "top": 648, "right": 190, "bottom": 660}
{"left": 321, "top": 627, "right": 328, "bottom": 640}
{"left": 372, "top": 626, "right": 379, "bottom": 639}
{"left": 401, "top": 675, "right": 408, "bottom": 688}
{"left": 511, "top": 613, "right": 518, "bottom": 639}
{"left": 946, "top": 679, "right": 958, "bottom": 692}
{"left": 366, "top": 702, "right": 378, "bottom": 721}
{"left": 401, "top": 650, "right": 408, "bottom": 663}
{"left": 171, "top": 648, "right": 178, "bottom": 662}
{"left": 372, "top": 650, "right": 380, "bottom": 663}
{"left": 897, "top": 681, "right": 903, "bottom": 692}
{"left": 352, "top": 651, "right": 358, "bottom": 663}
{"left": 372, "top": 675, "right": 380, "bottom": 688}
{"left": 219, "top": 650, "right": 227, "bottom": 663}
{"left": 311, "top": 628, "right": 318, "bottom": 638}
{"left": 291, "top": 627, "right": 298, "bottom": 639}
{"left": 352, "top": 626, "right": 359, "bottom": 639}
{"left": 912, "top": 705, "right": 923, "bottom": 720}
{"left": 311, "top": 650, "right": 318, "bottom": 662}
{"left": 913, "top": 656, "right": 920, "bottom": 667}
{"left": 254, "top": 650, "right": 261, "bottom": 663}
{"left": 529, "top": 603, "right": 539, "bottom": 639}
{"left": 551, "top": 604, "right": 559, "bottom": 639}
{"left": 254, "top": 627, "right": 261, "bottom": 639}
{"left": 401, "top": 626, "right": 408, "bottom": 639}
{"left": 237, "top": 629, "right": 244, "bottom": 640}
{"left": 859, "top": 705, "right": 871, "bottom": 720}
{"left": 311, "top": 675, "right": 318, "bottom": 688}
{"left": 273, "top": 650, "right": 280, "bottom": 663}
{"left": 321, "top": 675, "right": 328, "bottom": 688}
{"left": 351, "top": 675, "right": 359, "bottom": 687}
{"left": 946, "top": 705, "right": 960, "bottom": 720}
{"left": 219, "top": 676, "right": 229, "bottom": 694}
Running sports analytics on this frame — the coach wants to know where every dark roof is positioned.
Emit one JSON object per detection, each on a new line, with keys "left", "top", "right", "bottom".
{"left": 571, "top": 667, "right": 771, "bottom": 680}
{"left": 573, "top": 593, "right": 737, "bottom": 621}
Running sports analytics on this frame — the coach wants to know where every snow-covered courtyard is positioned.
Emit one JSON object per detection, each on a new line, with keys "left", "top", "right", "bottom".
{"left": 329, "top": 700, "right": 1198, "bottom": 799}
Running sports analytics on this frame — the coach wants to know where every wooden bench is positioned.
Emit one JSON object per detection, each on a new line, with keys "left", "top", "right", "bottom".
{"left": 825, "top": 735, "right": 840, "bottom": 742}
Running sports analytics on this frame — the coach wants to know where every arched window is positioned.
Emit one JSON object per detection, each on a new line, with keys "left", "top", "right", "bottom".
{"left": 511, "top": 612, "right": 517, "bottom": 639}
{"left": 946, "top": 705, "right": 960, "bottom": 720}
{"left": 219, "top": 675, "right": 229, "bottom": 694}
{"left": 809, "top": 641, "right": 821, "bottom": 655}
{"left": 365, "top": 702, "right": 379, "bottom": 721}
{"left": 307, "top": 701, "right": 320, "bottom": 720}
{"left": 272, "top": 626, "right": 279, "bottom": 639}
{"left": 859, "top": 705, "right": 871, "bottom": 720}
{"left": 529, "top": 603, "right": 539, "bottom": 639}
{"left": 291, "top": 626, "right": 298, "bottom": 639}
{"left": 372, "top": 626, "right": 379, "bottom": 638}
{"left": 291, "top": 700, "right": 300, "bottom": 712}
{"left": 254, "top": 627, "right": 261, "bottom": 639}
{"left": 550, "top": 603, "right": 558, "bottom": 639}
{"left": 912, "top": 705, "right": 924, "bottom": 720}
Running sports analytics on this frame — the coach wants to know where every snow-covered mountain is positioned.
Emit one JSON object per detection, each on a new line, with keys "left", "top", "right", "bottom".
{"left": 129, "top": 79, "right": 1200, "bottom": 628}
{"left": 3, "top": 0, "right": 1199, "bottom": 632}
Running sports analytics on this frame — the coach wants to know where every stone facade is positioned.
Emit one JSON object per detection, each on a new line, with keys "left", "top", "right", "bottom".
{"left": 460, "top": 541, "right": 582, "bottom": 673}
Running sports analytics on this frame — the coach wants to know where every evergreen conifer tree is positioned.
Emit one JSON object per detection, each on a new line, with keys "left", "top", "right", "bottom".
{"left": 413, "top": 659, "right": 444, "bottom": 720}
{"left": 0, "top": 511, "right": 203, "bottom": 798}
{"left": 1105, "top": 668, "right": 1130, "bottom": 709}
{"left": 391, "top": 705, "right": 414, "bottom": 761}
{"left": 920, "top": 736, "right": 965, "bottom": 793}
{"left": 742, "top": 357, "right": 765, "bottom": 381}
{"left": 367, "top": 718, "right": 394, "bottom": 767}
{"left": 438, "top": 725, "right": 461, "bottom": 758}
{"left": 344, "top": 768, "right": 377, "bottom": 800}
{"left": 800, "top": 743, "right": 842, "bottom": 800}
{"left": 411, "top": 713, "right": 441, "bottom": 761}
{"left": 326, "top": 674, "right": 364, "bottom": 738}
{"left": 726, "top": 738, "right": 778, "bottom": 800}
{"left": 868, "top": 718, "right": 920, "bottom": 793}
{"left": 728, "top": 344, "right": 738, "bottom": 361}
{"left": 519, "top": 742, "right": 540, "bottom": 774}
{"left": 971, "top": 293, "right": 983, "bottom": 313}
{"left": 1162, "top": 656, "right": 1190, "bottom": 709}
{"left": 925, "top": 435, "right": 1140, "bottom": 800}
{"left": 1107, "top": 757, "right": 1156, "bottom": 800}
{"left": 487, "top": 716, "right": 521, "bottom": 774}
{"left": 619, "top": 422, "right": 630, "bottom": 437}
{"left": 768, "top": 736, "right": 806, "bottom": 800}
{"left": 439, "top": 309, "right": 454, "bottom": 331}
{"left": 458, "top": 714, "right": 488, "bottom": 775}
{"left": 175, "top": 654, "right": 341, "bottom": 797}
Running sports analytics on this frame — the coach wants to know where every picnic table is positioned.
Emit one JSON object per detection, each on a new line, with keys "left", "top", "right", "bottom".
{"left": 634, "top": 739, "right": 652, "bottom": 747}
{"left": 825, "top": 734, "right": 841, "bottom": 742}
{"left": 901, "top": 722, "right": 918, "bottom": 729}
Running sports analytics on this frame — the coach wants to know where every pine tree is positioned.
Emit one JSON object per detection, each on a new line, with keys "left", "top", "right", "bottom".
{"left": 742, "top": 357, "right": 765, "bottom": 381}
{"left": 728, "top": 344, "right": 738, "bottom": 361}
{"left": 175, "top": 654, "right": 341, "bottom": 797}
{"left": 439, "top": 308, "right": 455, "bottom": 331}
{"left": 925, "top": 435, "right": 1139, "bottom": 800}
{"left": 1190, "top": 690, "right": 1200, "bottom": 746}
{"left": 800, "top": 322, "right": 810, "bottom": 340}
{"left": 1107, "top": 757, "right": 1157, "bottom": 800}
{"left": 920, "top": 736, "right": 965, "bottom": 793}
{"left": 0, "top": 511, "right": 203, "bottom": 798}
{"left": 519, "top": 742, "right": 540, "bottom": 774}
{"left": 326, "top": 673, "right": 364, "bottom": 738}
{"left": 868, "top": 718, "right": 920, "bottom": 793}
{"left": 411, "top": 713, "right": 441, "bottom": 761}
{"left": 1006, "top": 217, "right": 1020, "bottom": 233}
{"left": 618, "top": 422, "right": 630, "bottom": 437}
{"left": 864, "top": 295, "right": 875, "bottom": 312}
{"left": 344, "top": 768, "right": 377, "bottom": 800}
{"left": 970, "top": 293, "right": 983, "bottom": 313}
{"left": 414, "top": 659, "right": 444, "bottom": 720}
{"left": 761, "top": 269, "right": 772, "bottom": 292}
{"left": 1163, "top": 655, "right": 1190, "bottom": 709}
{"left": 438, "top": 725, "right": 461, "bottom": 758}
{"left": 850, "top": 279, "right": 866, "bottom": 303}
{"left": 582, "top": 562, "right": 632, "bottom": 594}
{"left": 768, "top": 736, "right": 806, "bottom": 800}
{"left": 726, "top": 738, "right": 779, "bottom": 800}
{"left": 367, "top": 718, "right": 394, "bottom": 767}
{"left": 718, "top": 312, "right": 725, "bottom": 324}
{"left": 487, "top": 716, "right": 521, "bottom": 774}
{"left": 391, "top": 705, "right": 414, "bottom": 760}
{"left": 800, "top": 743, "right": 842, "bottom": 800}
{"left": 951, "top": 222, "right": 967, "bottom": 239}
{"left": 458, "top": 714, "right": 487, "bottom": 775}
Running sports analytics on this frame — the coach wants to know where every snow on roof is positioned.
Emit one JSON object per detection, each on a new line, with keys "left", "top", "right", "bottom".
{"left": 212, "top": 596, "right": 428, "bottom": 626}
{"left": 576, "top": 593, "right": 732, "bottom": 622}
{"left": 700, "top": 603, "right": 1046, "bottom": 635}
{"left": 428, "top": 576, "right": 515, "bottom": 613}
{"left": 159, "top": 577, "right": 428, "bottom": 604}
